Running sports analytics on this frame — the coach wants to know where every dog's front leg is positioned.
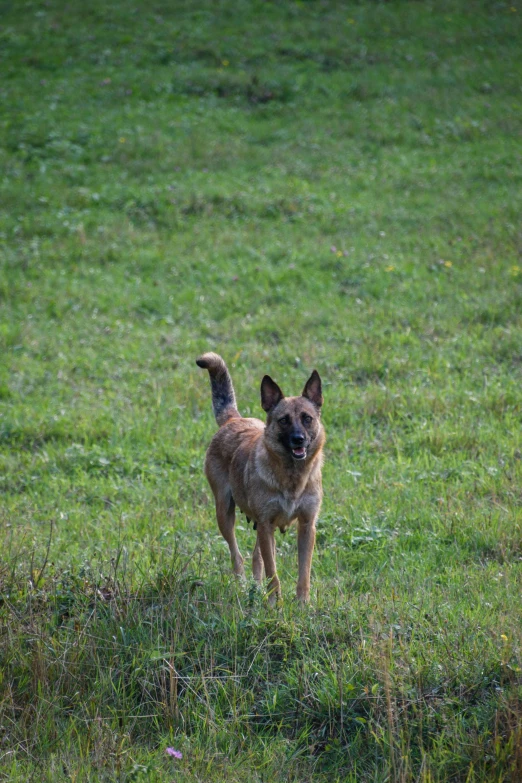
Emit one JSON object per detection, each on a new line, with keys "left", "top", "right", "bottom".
{"left": 256, "top": 523, "right": 280, "bottom": 605}
{"left": 296, "top": 515, "right": 317, "bottom": 603}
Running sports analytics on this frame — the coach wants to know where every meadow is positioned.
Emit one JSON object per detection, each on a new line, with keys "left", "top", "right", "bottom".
{"left": 0, "top": 0, "right": 521, "bottom": 779}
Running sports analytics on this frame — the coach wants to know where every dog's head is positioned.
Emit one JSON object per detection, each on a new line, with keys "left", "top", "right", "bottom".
{"left": 261, "top": 370, "right": 325, "bottom": 463}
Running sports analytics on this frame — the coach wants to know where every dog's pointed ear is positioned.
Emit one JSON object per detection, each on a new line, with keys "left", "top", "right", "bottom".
{"left": 302, "top": 370, "right": 323, "bottom": 409}
{"left": 261, "top": 375, "right": 284, "bottom": 413}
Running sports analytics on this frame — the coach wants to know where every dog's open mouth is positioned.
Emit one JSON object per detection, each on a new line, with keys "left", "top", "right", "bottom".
{"left": 291, "top": 446, "right": 307, "bottom": 460}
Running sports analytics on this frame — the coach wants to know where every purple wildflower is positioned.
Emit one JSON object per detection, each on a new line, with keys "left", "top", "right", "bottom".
{"left": 166, "top": 747, "right": 182, "bottom": 760}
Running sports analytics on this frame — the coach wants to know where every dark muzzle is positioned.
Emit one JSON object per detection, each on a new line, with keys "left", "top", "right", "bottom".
{"left": 290, "top": 432, "right": 307, "bottom": 460}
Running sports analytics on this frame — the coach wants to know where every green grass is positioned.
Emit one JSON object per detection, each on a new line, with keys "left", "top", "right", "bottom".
{"left": 1, "top": 0, "right": 521, "bottom": 779}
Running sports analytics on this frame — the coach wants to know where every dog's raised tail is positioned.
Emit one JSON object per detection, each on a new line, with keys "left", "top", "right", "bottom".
{"left": 196, "top": 352, "right": 240, "bottom": 426}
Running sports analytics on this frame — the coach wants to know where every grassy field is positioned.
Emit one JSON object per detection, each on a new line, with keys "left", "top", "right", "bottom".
{"left": 1, "top": 0, "right": 521, "bottom": 779}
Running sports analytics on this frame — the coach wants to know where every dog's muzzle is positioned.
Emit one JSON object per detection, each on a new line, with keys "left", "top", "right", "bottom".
{"left": 290, "top": 434, "right": 307, "bottom": 460}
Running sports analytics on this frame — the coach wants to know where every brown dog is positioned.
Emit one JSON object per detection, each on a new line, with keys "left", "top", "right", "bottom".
{"left": 196, "top": 353, "right": 325, "bottom": 604}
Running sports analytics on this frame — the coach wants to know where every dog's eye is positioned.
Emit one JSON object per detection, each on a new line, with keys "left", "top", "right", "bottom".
{"left": 302, "top": 414, "right": 313, "bottom": 425}
{"left": 278, "top": 415, "right": 290, "bottom": 426}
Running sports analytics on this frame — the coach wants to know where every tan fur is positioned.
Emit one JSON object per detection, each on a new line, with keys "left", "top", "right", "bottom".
{"left": 197, "top": 353, "right": 325, "bottom": 604}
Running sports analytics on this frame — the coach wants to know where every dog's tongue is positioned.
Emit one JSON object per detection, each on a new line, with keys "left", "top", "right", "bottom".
{"left": 292, "top": 447, "right": 306, "bottom": 458}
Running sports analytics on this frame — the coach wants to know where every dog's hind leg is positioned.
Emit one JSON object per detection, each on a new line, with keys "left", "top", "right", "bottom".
{"left": 215, "top": 492, "right": 245, "bottom": 578}
{"left": 252, "top": 534, "right": 264, "bottom": 583}
{"left": 257, "top": 524, "right": 280, "bottom": 605}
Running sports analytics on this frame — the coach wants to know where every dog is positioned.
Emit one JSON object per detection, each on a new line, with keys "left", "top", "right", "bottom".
{"left": 196, "top": 352, "right": 325, "bottom": 604}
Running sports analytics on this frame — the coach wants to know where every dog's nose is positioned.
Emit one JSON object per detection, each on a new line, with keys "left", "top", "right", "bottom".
{"left": 290, "top": 433, "right": 305, "bottom": 447}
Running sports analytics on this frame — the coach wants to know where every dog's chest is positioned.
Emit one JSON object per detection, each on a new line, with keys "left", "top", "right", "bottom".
{"left": 270, "top": 491, "right": 308, "bottom": 530}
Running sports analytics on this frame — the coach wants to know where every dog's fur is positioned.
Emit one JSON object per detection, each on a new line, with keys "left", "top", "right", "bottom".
{"left": 196, "top": 352, "right": 325, "bottom": 603}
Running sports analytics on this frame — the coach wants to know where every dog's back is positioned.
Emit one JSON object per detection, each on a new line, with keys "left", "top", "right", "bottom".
{"left": 205, "top": 416, "right": 264, "bottom": 486}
